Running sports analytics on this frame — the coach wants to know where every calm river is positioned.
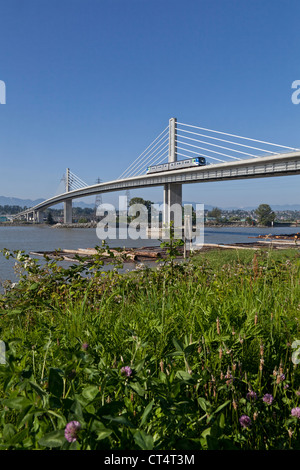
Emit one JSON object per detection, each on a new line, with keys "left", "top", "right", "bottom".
{"left": 0, "top": 224, "right": 299, "bottom": 284}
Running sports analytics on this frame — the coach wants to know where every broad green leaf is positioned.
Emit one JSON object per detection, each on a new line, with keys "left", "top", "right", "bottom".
{"left": 158, "top": 371, "right": 167, "bottom": 383}
{"left": 140, "top": 400, "right": 154, "bottom": 427}
{"left": 103, "top": 415, "right": 134, "bottom": 427}
{"left": 172, "top": 338, "right": 184, "bottom": 353}
{"left": 133, "top": 430, "right": 154, "bottom": 450}
{"left": 198, "top": 397, "right": 209, "bottom": 412}
{"left": 2, "top": 396, "right": 33, "bottom": 410}
{"left": 96, "top": 429, "right": 113, "bottom": 440}
{"left": 3, "top": 424, "right": 16, "bottom": 442}
{"left": 129, "top": 382, "right": 145, "bottom": 396}
{"left": 29, "top": 283, "right": 39, "bottom": 290}
{"left": 82, "top": 385, "right": 99, "bottom": 401}
{"left": 29, "top": 380, "right": 47, "bottom": 397}
{"left": 212, "top": 400, "right": 231, "bottom": 416}
{"left": 38, "top": 430, "right": 66, "bottom": 448}
{"left": 90, "top": 420, "right": 113, "bottom": 440}
{"left": 7, "top": 428, "right": 29, "bottom": 445}
{"left": 175, "top": 370, "right": 193, "bottom": 381}
{"left": 48, "top": 368, "right": 64, "bottom": 398}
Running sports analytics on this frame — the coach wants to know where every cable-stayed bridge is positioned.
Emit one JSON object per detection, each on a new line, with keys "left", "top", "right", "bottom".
{"left": 14, "top": 117, "right": 300, "bottom": 224}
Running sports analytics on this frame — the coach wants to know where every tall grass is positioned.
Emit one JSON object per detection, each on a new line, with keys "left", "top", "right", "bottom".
{"left": 0, "top": 245, "right": 299, "bottom": 449}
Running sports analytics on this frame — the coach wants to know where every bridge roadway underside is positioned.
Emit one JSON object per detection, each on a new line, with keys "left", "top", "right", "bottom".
{"left": 16, "top": 152, "right": 300, "bottom": 221}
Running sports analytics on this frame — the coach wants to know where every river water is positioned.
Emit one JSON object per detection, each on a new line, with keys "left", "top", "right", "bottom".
{"left": 0, "top": 224, "right": 299, "bottom": 284}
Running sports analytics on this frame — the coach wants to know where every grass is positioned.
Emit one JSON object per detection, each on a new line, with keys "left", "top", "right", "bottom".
{"left": 0, "top": 244, "right": 299, "bottom": 450}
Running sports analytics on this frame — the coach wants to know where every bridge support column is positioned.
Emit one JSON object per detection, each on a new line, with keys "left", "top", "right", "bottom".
{"left": 163, "top": 183, "right": 182, "bottom": 226}
{"left": 162, "top": 117, "right": 183, "bottom": 231}
{"left": 64, "top": 200, "right": 72, "bottom": 224}
{"left": 33, "top": 210, "right": 44, "bottom": 223}
{"left": 37, "top": 211, "right": 44, "bottom": 223}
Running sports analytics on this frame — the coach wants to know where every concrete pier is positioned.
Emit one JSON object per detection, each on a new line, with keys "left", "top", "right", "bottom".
{"left": 64, "top": 199, "right": 72, "bottom": 224}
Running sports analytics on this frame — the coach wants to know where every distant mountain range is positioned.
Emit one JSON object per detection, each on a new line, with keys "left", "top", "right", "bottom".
{"left": 0, "top": 196, "right": 94, "bottom": 209}
{"left": 1, "top": 195, "right": 300, "bottom": 212}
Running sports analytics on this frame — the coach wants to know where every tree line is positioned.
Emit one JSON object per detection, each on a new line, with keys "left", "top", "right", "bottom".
{"left": 208, "top": 203, "right": 276, "bottom": 226}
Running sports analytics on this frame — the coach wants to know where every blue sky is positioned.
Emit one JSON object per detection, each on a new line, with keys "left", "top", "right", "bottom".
{"left": 1, "top": 0, "right": 300, "bottom": 208}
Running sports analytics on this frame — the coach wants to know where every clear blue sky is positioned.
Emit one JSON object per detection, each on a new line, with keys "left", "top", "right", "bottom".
{"left": 1, "top": 0, "right": 300, "bottom": 208}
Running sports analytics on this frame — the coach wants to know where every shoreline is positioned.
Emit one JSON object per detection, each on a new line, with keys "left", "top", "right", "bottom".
{"left": 1, "top": 221, "right": 299, "bottom": 229}
{"left": 29, "top": 238, "right": 300, "bottom": 264}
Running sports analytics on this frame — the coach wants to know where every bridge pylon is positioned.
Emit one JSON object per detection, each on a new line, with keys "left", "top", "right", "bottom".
{"left": 64, "top": 168, "right": 72, "bottom": 223}
{"left": 163, "top": 117, "right": 183, "bottom": 228}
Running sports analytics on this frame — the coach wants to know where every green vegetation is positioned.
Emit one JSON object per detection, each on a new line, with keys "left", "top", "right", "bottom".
{"left": 255, "top": 204, "right": 276, "bottom": 226}
{"left": 0, "top": 244, "right": 300, "bottom": 450}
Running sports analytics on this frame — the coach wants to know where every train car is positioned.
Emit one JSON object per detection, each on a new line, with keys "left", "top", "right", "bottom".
{"left": 146, "top": 157, "right": 206, "bottom": 174}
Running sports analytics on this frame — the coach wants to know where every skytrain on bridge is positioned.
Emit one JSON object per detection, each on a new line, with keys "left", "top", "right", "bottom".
{"left": 146, "top": 157, "right": 206, "bottom": 174}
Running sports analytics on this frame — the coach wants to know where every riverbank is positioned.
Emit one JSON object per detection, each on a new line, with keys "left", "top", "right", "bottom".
{"left": 1, "top": 220, "right": 299, "bottom": 229}
{"left": 28, "top": 238, "right": 300, "bottom": 264}
{"left": 1, "top": 224, "right": 300, "bottom": 284}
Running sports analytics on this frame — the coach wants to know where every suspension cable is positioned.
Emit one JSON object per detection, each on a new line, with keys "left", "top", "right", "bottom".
{"left": 118, "top": 125, "right": 169, "bottom": 179}
{"left": 122, "top": 137, "right": 169, "bottom": 178}
{"left": 177, "top": 122, "right": 298, "bottom": 151}
{"left": 176, "top": 126, "right": 280, "bottom": 154}
{"left": 120, "top": 132, "right": 168, "bottom": 179}
{"left": 177, "top": 142, "right": 242, "bottom": 161}
{"left": 177, "top": 146, "right": 227, "bottom": 163}
{"left": 177, "top": 135, "right": 260, "bottom": 158}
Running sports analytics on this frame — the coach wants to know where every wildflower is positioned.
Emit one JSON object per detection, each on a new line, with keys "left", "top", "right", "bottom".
{"left": 82, "top": 342, "right": 89, "bottom": 351}
{"left": 121, "top": 366, "right": 132, "bottom": 377}
{"left": 291, "top": 407, "right": 300, "bottom": 419}
{"left": 64, "top": 421, "right": 81, "bottom": 442}
{"left": 246, "top": 390, "right": 257, "bottom": 401}
{"left": 239, "top": 415, "right": 251, "bottom": 428}
{"left": 263, "top": 393, "right": 274, "bottom": 405}
{"left": 276, "top": 374, "right": 285, "bottom": 384}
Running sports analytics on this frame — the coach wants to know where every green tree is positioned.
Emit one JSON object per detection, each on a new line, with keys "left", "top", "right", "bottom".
{"left": 207, "top": 207, "right": 222, "bottom": 220}
{"left": 46, "top": 212, "right": 55, "bottom": 225}
{"left": 129, "top": 197, "right": 153, "bottom": 212}
{"left": 255, "top": 204, "right": 275, "bottom": 226}
{"left": 129, "top": 197, "right": 153, "bottom": 222}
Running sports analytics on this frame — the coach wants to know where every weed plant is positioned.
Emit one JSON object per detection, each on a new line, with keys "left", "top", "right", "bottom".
{"left": 0, "top": 243, "right": 299, "bottom": 450}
